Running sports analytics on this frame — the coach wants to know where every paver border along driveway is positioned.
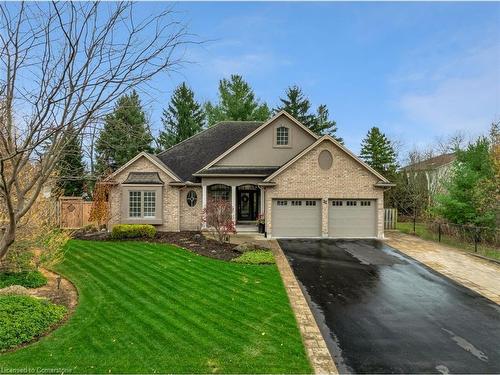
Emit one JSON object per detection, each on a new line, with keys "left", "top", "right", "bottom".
{"left": 279, "top": 238, "right": 500, "bottom": 374}
{"left": 385, "top": 231, "right": 500, "bottom": 304}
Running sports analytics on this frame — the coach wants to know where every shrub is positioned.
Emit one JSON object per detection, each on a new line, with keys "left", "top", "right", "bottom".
{"left": 0, "top": 295, "right": 67, "bottom": 351}
{"left": 0, "top": 270, "right": 47, "bottom": 289}
{"left": 111, "top": 224, "right": 157, "bottom": 240}
{"left": 232, "top": 250, "right": 275, "bottom": 265}
{"left": 202, "top": 199, "right": 236, "bottom": 244}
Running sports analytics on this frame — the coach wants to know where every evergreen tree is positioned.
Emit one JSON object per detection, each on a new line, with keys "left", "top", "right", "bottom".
{"left": 274, "top": 85, "right": 315, "bottom": 128}
{"left": 275, "top": 86, "right": 341, "bottom": 138}
{"left": 359, "top": 126, "right": 398, "bottom": 178}
{"left": 95, "top": 90, "right": 152, "bottom": 175}
{"left": 314, "top": 104, "right": 343, "bottom": 143}
{"left": 158, "top": 82, "right": 205, "bottom": 149}
{"left": 55, "top": 125, "right": 86, "bottom": 196}
{"left": 435, "top": 137, "right": 496, "bottom": 227}
{"left": 205, "top": 75, "right": 270, "bottom": 126}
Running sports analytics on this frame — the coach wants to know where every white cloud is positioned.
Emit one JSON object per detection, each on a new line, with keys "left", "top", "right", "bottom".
{"left": 397, "top": 43, "right": 500, "bottom": 135}
{"left": 207, "top": 52, "right": 292, "bottom": 78}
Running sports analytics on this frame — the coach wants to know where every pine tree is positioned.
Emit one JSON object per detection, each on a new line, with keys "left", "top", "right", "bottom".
{"left": 275, "top": 86, "right": 341, "bottom": 138}
{"left": 95, "top": 90, "right": 153, "bottom": 175}
{"left": 158, "top": 82, "right": 205, "bottom": 149}
{"left": 359, "top": 126, "right": 398, "bottom": 178}
{"left": 55, "top": 125, "right": 86, "bottom": 196}
{"left": 205, "top": 75, "right": 270, "bottom": 126}
{"left": 313, "top": 104, "right": 343, "bottom": 143}
{"left": 275, "top": 86, "right": 315, "bottom": 128}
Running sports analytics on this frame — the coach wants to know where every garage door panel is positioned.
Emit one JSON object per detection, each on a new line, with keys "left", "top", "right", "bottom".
{"left": 329, "top": 200, "right": 376, "bottom": 238}
{"left": 272, "top": 199, "right": 321, "bottom": 237}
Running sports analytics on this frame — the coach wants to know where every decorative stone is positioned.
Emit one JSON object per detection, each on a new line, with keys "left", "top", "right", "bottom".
{"left": 0, "top": 285, "right": 30, "bottom": 296}
{"left": 234, "top": 242, "right": 257, "bottom": 253}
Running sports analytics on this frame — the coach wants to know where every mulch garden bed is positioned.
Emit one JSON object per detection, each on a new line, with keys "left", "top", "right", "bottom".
{"left": 75, "top": 230, "right": 241, "bottom": 261}
{"left": 154, "top": 231, "right": 241, "bottom": 261}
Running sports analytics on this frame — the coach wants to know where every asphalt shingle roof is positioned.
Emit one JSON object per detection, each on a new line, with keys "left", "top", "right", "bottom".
{"left": 123, "top": 172, "right": 164, "bottom": 185}
{"left": 156, "top": 121, "right": 263, "bottom": 182}
{"left": 404, "top": 153, "right": 456, "bottom": 171}
{"left": 196, "top": 166, "right": 280, "bottom": 176}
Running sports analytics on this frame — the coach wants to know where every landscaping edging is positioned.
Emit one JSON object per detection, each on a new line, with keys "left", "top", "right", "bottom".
{"left": 1, "top": 269, "right": 79, "bottom": 353}
{"left": 270, "top": 240, "right": 338, "bottom": 375}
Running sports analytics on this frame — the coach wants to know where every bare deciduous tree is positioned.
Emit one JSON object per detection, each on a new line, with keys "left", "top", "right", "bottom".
{"left": 0, "top": 2, "right": 194, "bottom": 259}
{"left": 392, "top": 150, "right": 430, "bottom": 232}
{"left": 202, "top": 199, "right": 236, "bottom": 244}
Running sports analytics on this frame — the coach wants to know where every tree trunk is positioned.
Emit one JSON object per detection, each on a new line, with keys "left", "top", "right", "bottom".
{"left": 0, "top": 221, "right": 16, "bottom": 261}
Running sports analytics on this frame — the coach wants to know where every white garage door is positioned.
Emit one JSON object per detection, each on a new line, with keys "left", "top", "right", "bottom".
{"left": 272, "top": 199, "right": 321, "bottom": 238}
{"left": 328, "top": 199, "right": 377, "bottom": 238}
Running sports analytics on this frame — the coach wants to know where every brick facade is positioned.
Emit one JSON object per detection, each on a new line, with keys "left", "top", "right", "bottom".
{"left": 108, "top": 156, "right": 180, "bottom": 231}
{"left": 109, "top": 140, "right": 386, "bottom": 236}
{"left": 264, "top": 139, "right": 385, "bottom": 238}
{"left": 179, "top": 187, "right": 203, "bottom": 231}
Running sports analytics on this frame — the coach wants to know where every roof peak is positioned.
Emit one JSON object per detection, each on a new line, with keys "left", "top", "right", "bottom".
{"left": 156, "top": 120, "right": 264, "bottom": 157}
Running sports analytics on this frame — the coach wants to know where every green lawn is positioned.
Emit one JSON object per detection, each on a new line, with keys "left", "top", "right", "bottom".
{"left": 0, "top": 240, "right": 311, "bottom": 374}
{"left": 396, "top": 222, "right": 500, "bottom": 261}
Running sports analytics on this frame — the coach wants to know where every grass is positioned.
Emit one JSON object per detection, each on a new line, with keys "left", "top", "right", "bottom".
{"left": 0, "top": 295, "right": 67, "bottom": 351}
{"left": 233, "top": 250, "right": 275, "bottom": 265}
{"left": 0, "top": 240, "right": 311, "bottom": 374}
{"left": 397, "top": 222, "right": 500, "bottom": 261}
{"left": 0, "top": 270, "right": 47, "bottom": 289}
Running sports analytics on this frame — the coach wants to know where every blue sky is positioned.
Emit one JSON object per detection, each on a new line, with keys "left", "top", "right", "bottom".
{"left": 138, "top": 1, "right": 500, "bottom": 155}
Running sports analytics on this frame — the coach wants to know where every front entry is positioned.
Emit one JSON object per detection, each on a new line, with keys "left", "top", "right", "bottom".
{"left": 237, "top": 185, "right": 260, "bottom": 221}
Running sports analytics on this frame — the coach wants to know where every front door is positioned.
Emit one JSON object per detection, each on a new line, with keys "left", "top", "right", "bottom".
{"left": 237, "top": 190, "right": 259, "bottom": 221}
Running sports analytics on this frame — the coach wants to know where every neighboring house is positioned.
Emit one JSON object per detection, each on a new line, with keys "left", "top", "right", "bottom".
{"left": 403, "top": 153, "right": 456, "bottom": 199}
{"left": 105, "top": 111, "right": 393, "bottom": 238}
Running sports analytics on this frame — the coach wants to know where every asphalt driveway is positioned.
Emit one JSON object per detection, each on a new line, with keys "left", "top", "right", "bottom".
{"left": 279, "top": 239, "right": 500, "bottom": 374}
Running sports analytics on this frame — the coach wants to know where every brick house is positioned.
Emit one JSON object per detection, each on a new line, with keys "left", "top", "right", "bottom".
{"left": 105, "top": 111, "right": 393, "bottom": 238}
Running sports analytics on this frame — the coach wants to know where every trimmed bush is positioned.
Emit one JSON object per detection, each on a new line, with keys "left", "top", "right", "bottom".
{"left": 232, "top": 250, "right": 275, "bottom": 265}
{"left": 0, "top": 295, "right": 67, "bottom": 351}
{"left": 111, "top": 224, "right": 157, "bottom": 240}
{"left": 0, "top": 271, "right": 47, "bottom": 289}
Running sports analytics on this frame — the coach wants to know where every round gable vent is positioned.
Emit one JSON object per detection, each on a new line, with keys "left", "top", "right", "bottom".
{"left": 318, "top": 150, "right": 333, "bottom": 170}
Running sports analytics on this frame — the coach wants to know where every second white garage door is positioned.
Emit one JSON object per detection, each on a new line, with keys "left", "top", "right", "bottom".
{"left": 328, "top": 199, "right": 377, "bottom": 238}
{"left": 272, "top": 199, "right": 321, "bottom": 237}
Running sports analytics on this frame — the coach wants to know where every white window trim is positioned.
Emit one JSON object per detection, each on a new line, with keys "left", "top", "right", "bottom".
{"left": 128, "top": 190, "right": 157, "bottom": 219}
{"left": 121, "top": 185, "right": 163, "bottom": 225}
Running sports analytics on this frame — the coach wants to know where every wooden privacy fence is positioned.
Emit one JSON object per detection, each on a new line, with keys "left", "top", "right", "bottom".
{"left": 59, "top": 197, "right": 93, "bottom": 229}
{"left": 384, "top": 208, "right": 398, "bottom": 230}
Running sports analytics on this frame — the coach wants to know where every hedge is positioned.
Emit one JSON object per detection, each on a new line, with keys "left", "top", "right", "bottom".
{"left": 111, "top": 224, "right": 157, "bottom": 240}
{"left": 0, "top": 295, "right": 67, "bottom": 350}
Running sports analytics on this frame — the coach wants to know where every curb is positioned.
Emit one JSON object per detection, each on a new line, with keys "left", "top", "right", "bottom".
{"left": 270, "top": 240, "right": 338, "bottom": 375}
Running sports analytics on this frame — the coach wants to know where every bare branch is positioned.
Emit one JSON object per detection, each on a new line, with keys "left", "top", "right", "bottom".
{"left": 0, "top": 1, "right": 197, "bottom": 259}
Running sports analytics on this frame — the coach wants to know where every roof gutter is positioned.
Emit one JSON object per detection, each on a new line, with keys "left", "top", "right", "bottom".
{"left": 193, "top": 173, "right": 270, "bottom": 177}
{"left": 169, "top": 181, "right": 202, "bottom": 187}
{"left": 374, "top": 181, "right": 396, "bottom": 188}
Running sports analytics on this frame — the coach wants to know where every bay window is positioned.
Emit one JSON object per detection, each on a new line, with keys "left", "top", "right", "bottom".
{"left": 127, "top": 190, "right": 158, "bottom": 219}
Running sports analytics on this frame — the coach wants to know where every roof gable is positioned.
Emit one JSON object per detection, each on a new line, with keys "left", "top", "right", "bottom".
{"left": 197, "top": 111, "right": 320, "bottom": 172}
{"left": 106, "top": 152, "right": 181, "bottom": 182}
{"left": 155, "top": 121, "right": 262, "bottom": 182}
{"left": 265, "top": 135, "right": 391, "bottom": 183}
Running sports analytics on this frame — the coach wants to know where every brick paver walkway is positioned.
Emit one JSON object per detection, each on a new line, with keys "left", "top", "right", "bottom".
{"left": 385, "top": 232, "right": 500, "bottom": 304}
{"left": 270, "top": 240, "right": 338, "bottom": 375}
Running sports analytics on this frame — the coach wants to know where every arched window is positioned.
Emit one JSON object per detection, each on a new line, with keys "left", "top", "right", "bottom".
{"left": 186, "top": 190, "right": 197, "bottom": 207}
{"left": 276, "top": 126, "right": 289, "bottom": 145}
{"left": 208, "top": 184, "right": 230, "bottom": 201}
{"left": 238, "top": 184, "right": 258, "bottom": 191}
